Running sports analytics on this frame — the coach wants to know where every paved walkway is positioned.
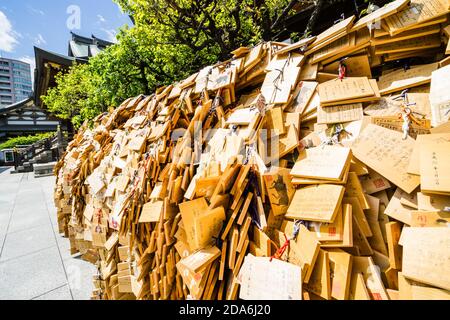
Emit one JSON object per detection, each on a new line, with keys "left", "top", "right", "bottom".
{"left": 0, "top": 167, "right": 96, "bottom": 300}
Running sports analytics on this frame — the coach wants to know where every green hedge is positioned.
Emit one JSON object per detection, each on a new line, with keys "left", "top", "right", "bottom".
{"left": 0, "top": 132, "right": 55, "bottom": 150}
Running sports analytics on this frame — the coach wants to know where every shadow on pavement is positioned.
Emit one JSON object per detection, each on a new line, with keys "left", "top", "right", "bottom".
{"left": 0, "top": 166, "right": 12, "bottom": 174}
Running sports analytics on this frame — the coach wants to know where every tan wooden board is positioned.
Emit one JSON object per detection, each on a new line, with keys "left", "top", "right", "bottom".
{"left": 351, "top": 124, "right": 420, "bottom": 194}
{"left": 326, "top": 249, "right": 353, "bottom": 300}
{"left": 288, "top": 225, "right": 320, "bottom": 283}
{"left": 318, "top": 77, "right": 374, "bottom": 105}
{"left": 384, "top": 0, "right": 450, "bottom": 36}
{"left": 374, "top": 34, "right": 441, "bottom": 55}
{"left": 399, "top": 227, "right": 450, "bottom": 290}
{"left": 377, "top": 62, "right": 438, "bottom": 95}
{"left": 420, "top": 141, "right": 450, "bottom": 195}
{"left": 350, "top": 0, "right": 410, "bottom": 32}
{"left": 430, "top": 65, "right": 450, "bottom": 127}
{"left": 290, "top": 145, "right": 351, "bottom": 181}
{"left": 305, "top": 249, "right": 331, "bottom": 299}
{"left": 286, "top": 184, "right": 345, "bottom": 222}
{"left": 237, "top": 255, "right": 302, "bottom": 300}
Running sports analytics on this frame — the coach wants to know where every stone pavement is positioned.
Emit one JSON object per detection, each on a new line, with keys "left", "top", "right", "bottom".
{"left": 0, "top": 167, "right": 96, "bottom": 300}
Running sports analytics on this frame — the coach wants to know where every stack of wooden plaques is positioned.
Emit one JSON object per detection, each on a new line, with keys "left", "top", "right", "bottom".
{"left": 53, "top": 0, "right": 450, "bottom": 300}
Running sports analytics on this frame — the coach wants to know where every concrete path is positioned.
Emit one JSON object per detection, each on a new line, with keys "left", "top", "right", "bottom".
{"left": 0, "top": 167, "right": 96, "bottom": 300}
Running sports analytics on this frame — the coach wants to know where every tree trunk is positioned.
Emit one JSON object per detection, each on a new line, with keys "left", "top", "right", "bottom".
{"left": 139, "top": 61, "right": 151, "bottom": 95}
{"left": 305, "top": 0, "right": 324, "bottom": 36}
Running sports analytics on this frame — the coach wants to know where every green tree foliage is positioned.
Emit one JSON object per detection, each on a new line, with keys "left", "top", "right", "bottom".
{"left": 42, "top": 0, "right": 302, "bottom": 128}
{"left": 43, "top": 28, "right": 155, "bottom": 128}
{"left": 0, "top": 132, "right": 55, "bottom": 150}
{"left": 116, "top": 0, "right": 296, "bottom": 58}
{"left": 43, "top": 63, "right": 99, "bottom": 128}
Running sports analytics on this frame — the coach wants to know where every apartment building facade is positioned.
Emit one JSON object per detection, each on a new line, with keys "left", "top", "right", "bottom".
{"left": 0, "top": 58, "right": 33, "bottom": 108}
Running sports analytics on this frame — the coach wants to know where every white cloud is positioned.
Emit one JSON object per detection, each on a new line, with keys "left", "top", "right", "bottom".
{"left": 19, "top": 56, "right": 35, "bottom": 86}
{"left": 0, "top": 10, "right": 19, "bottom": 52}
{"left": 97, "top": 14, "right": 106, "bottom": 23}
{"left": 101, "top": 28, "right": 118, "bottom": 43}
{"left": 34, "top": 33, "right": 47, "bottom": 46}
{"left": 27, "top": 6, "right": 45, "bottom": 16}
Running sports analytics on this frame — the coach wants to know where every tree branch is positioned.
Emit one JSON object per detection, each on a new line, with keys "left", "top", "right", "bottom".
{"left": 305, "top": 0, "right": 324, "bottom": 35}
{"left": 270, "top": 0, "right": 298, "bottom": 31}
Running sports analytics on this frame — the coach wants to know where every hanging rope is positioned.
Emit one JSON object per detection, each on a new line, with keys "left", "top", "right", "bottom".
{"left": 208, "top": 88, "right": 223, "bottom": 116}
{"left": 270, "top": 52, "right": 291, "bottom": 103}
{"left": 270, "top": 220, "right": 302, "bottom": 261}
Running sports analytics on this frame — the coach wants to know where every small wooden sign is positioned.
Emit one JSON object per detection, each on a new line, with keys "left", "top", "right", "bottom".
{"left": 286, "top": 184, "right": 345, "bottom": 222}
{"left": 291, "top": 145, "right": 351, "bottom": 181}
{"left": 263, "top": 167, "right": 295, "bottom": 216}
{"left": 351, "top": 124, "right": 419, "bottom": 194}
{"left": 138, "top": 200, "right": 163, "bottom": 223}
{"left": 377, "top": 62, "right": 438, "bottom": 95}
{"left": 400, "top": 227, "right": 450, "bottom": 291}
{"left": 237, "top": 254, "right": 302, "bottom": 300}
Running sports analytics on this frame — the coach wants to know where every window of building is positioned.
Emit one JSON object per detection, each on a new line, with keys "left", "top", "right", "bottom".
{"left": 14, "top": 84, "right": 31, "bottom": 90}
{"left": 4, "top": 151, "right": 14, "bottom": 163}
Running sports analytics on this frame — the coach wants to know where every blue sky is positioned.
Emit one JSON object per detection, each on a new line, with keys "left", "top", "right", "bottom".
{"left": 0, "top": 0, "right": 132, "bottom": 77}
